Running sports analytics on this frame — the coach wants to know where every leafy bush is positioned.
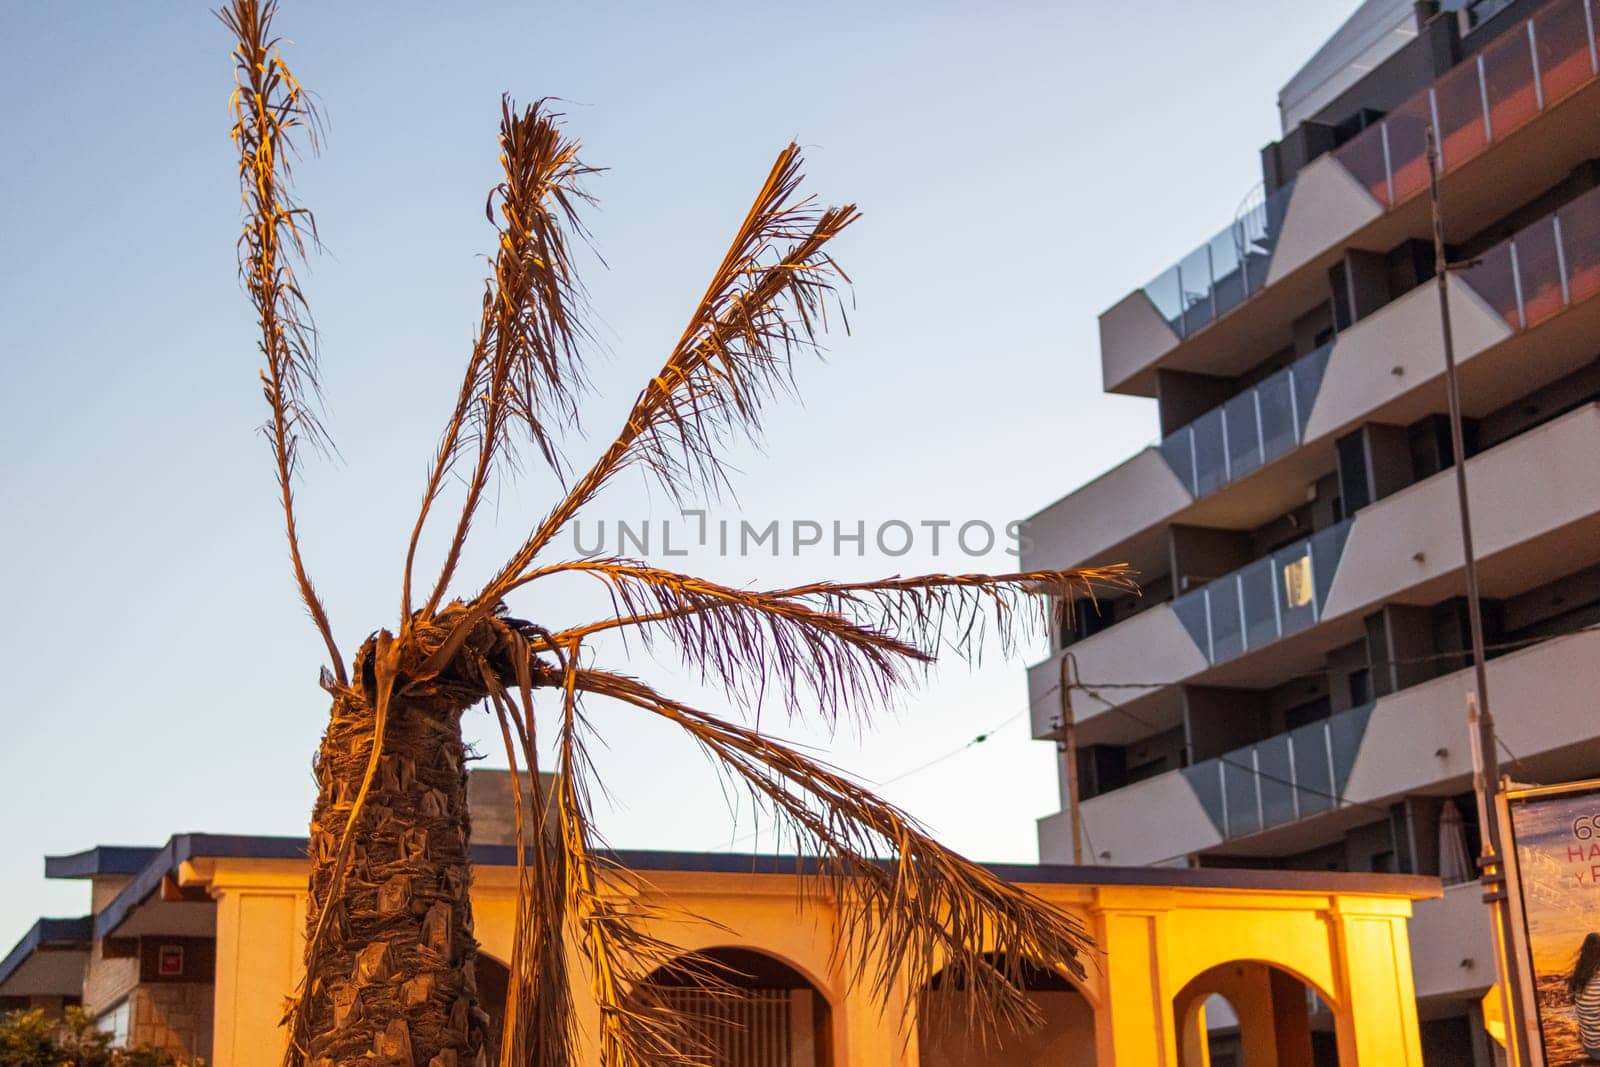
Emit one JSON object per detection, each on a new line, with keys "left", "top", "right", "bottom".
{"left": 0, "top": 1008, "right": 177, "bottom": 1067}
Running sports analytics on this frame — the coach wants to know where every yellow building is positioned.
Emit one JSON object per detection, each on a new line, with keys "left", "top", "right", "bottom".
{"left": 3, "top": 829, "right": 1439, "bottom": 1066}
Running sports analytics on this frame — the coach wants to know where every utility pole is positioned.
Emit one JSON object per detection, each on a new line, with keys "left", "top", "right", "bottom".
{"left": 1059, "top": 652, "right": 1084, "bottom": 865}
{"left": 1427, "top": 124, "right": 1533, "bottom": 1067}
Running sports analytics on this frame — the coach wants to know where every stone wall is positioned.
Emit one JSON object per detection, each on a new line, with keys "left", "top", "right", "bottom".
{"left": 131, "top": 983, "right": 213, "bottom": 1065}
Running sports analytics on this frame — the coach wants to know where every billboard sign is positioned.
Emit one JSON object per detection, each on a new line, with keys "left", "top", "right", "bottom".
{"left": 1503, "top": 779, "right": 1600, "bottom": 1065}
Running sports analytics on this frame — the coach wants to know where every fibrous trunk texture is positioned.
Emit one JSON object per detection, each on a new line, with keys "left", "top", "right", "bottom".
{"left": 292, "top": 642, "right": 490, "bottom": 1067}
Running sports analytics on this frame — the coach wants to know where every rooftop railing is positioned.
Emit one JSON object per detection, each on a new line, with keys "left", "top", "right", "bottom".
{"left": 1141, "top": 0, "right": 1600, "bottom": 343}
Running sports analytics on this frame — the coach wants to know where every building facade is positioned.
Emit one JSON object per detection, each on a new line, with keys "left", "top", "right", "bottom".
{"left": 1024, "top": 0, "right": 1600, "bottom": 1062}
{"left": 2, "top": 830, "right": 1438, "bottom": 1065}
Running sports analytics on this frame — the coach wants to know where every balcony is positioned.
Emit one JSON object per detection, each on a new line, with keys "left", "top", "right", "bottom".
{"left": 1041, "top": 624, "right": 1600, "bottom": 867}
{"left": 1156, "top": 343, "right": 1333, "bottom": 504}
{"left": 1333, "top": 0, "right": 1600, "bottom": 212}
{"left": 1031, "top": 401, "right": 1600, "bottom": 734}
{"left": 1027, "top": 179, "right": 1600, "bottom": 580}
{"left": 1143, "top": 186, "right": 1289, "bottom": 341}
{"left": 1409, "top": 882, "right": 1496, "bottom": 1002}
{"left": 1101, "top": 0, "right": 1600, "bottom": 394}
{"left": 1455, "top": 170, "right": 1600, "bottom": 330}
{"left": 1170, "top": 520, "right": 1352, "bottom": 668}
{"left": 1179, "top": 703, "right": 1374, "bottom": 843}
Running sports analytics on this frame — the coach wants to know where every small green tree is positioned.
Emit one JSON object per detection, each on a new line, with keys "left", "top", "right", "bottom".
{"left": 0, "top": 1008, "right": 56, "bottom": 1067}
{"left": 0, "top": 1009, "right": 176, "bottom": 1067}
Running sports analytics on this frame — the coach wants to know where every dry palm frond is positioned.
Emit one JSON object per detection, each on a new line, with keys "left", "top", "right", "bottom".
{"left": 479, "top": 633, "right": 577, "bottom": 1067}
{"left": 570, "top": 668, "right": 1093, "bottom": 1043}
{"left": 403, "top": 99, "right": 597, "bottom": 623}
{"left": 222, "top": 0, "right": 344, "bottom": 684}
{"left": 551, "top": 647, "right": 730, "bottom": 1067}
{"left": 524, "top": 558, "right": 924, "bottom": 723}
{"left": 540, "top": 563, "right": 1129, "bottom": 725}
{"left": 769, "top": 566, "right": 1137, "bottom": 662}
{"left": 480, "top": 147, "right": 859, "bottom": 604}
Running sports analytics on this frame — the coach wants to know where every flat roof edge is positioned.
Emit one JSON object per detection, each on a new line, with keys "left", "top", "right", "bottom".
{"left": 45, "top": 845, "right": 161, "bottom": 879}
{"left": 87, "top": 832, "right": 1443, "bottom": 940}
{"left": 0, "top": 915, "right": 92, "bottom": 988}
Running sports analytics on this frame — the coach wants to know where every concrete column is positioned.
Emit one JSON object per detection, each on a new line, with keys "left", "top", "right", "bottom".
{"left": 1327, "top": 898, "right": 1426, "bottom": 1066}
{"left": 1097, "top": 908, "right": 1178, "bottom": 1065}
{"left": 205, "top": 872, "right": 306, "bottom": 1067}
{"left": 836, "top": 965, "right": 914, "bottom": 1066}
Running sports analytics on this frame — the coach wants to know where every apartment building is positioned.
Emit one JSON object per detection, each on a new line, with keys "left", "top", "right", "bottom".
{"left": 1023, "top": 0, "right": 1600, "bottom": 1062}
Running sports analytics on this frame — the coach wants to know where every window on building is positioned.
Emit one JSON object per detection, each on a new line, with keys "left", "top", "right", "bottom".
{"left": 96, "top": 1000, "right": 130, "bottom": 1048}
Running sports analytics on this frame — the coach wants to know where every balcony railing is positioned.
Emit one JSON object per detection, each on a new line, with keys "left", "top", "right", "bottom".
{"left": 1143, "top": 182, "right": 1295, "bottom": 339}
{"left": 1336, "top": 0, "right": 1599, "bottom": 210}
{"left": 1458, "top": 178, "right": 1600, "bottom": 329}
{"left": 1156, "top": 343, "right": 1333, "bottom": 499}
{"left": 1181, "top": 703, "right": 1376, "bottom": 841}
{"left": 1170, "top": 518, "right": 1354, "bottom": 668}
{"left": 1142, "top": 0, "right": 1600, "bottom": 343}
{"left": 1154, "top": 174, "right": 1600, "bottom": 505}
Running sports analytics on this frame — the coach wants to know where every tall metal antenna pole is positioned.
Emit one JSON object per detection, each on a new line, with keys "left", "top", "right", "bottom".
{"left": 1426, "top": 124, "right": 1532, "bottom": 1067}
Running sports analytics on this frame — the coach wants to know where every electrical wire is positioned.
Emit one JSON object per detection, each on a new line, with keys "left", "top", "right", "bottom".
{"left": 701, "top": 621, "right": 1589, "bottom": 852}
{"left": 703, "top": 711, "right": 1029, "bottom": 850}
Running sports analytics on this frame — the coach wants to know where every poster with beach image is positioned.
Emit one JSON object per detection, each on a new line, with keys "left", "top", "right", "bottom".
{"left": 1509, "top": 783, "right": 1600, "bottom": 1064}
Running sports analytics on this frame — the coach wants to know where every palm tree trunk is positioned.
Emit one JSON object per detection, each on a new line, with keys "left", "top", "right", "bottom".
{"left": 294, "top": 647, "right": 491, "bottom": 1067}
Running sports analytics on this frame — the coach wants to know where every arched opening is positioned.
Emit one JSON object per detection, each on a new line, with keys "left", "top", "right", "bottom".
{"left": 475, "top": 953, "right": 510, "bottom": 1065}
{"left": 637, "top": 946, "right": 834, "bottom": 1067}
{"left": 1174, "top": 962, "right": 1338, "bottom": 1067}
{"left": 917, "top": 954, "right": 1098, "bottom": 1067}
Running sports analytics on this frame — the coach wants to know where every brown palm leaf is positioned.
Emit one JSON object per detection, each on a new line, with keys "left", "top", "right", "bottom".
{"left": 567, "top": 667, "right": 1093, "bottom": 1042}
{"left": 222, "top": 0, "right": 344, "bottom": 684}
{"left": 479, "top": 147, "right": 860, "bottom": 607}
{"left": 403, "top": 98, "right": 598, "bottom": 623}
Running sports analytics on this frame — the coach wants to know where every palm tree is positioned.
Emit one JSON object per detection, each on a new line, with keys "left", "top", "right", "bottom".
{"left": 223, "top": 2, "right": 1128, "bottom": 1064}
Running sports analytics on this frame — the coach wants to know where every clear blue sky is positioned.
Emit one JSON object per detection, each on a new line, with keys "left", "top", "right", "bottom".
{"left": 0, "top": 1, "right": 1357, "bottom": 947}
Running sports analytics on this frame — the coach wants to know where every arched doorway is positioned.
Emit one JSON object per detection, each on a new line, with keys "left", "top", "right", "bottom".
{"left": 918, "top": 954, "right": 1097, "bottom": 1067}
{"left": 1174, "top": 962, "right": 1337, "bottom": 1067}
{"left": 637, "top": 946, "right": 833, "bottom": 1067}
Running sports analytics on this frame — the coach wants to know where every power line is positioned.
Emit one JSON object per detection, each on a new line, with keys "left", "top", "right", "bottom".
{"left": 877, "top": 711, "right": 1025, "bottom": 786}
{"left": 703, "top": 622, "right": 1590, "bottom": 852}
{"left": 703, "top": 711, "right": 1029, "bottom": 851}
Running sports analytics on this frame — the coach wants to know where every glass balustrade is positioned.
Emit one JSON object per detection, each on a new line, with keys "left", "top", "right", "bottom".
{"left": 1143, "top": 0, "right": 1600, "bottom": 343}
{"left": 1182, "top": 703, "right": 1375, "bottom": 841}
{"left": 1458, "top": 179, "right": 1600, "bottom": 329}
{"left": 1171, "top": 519, "right": 1353, "bottom": 668}
{"left": 1335, "top": 0, "right": 1598, "bottom": 211}
{"left": 1157, "top": 343, "right": 1332, "bottom": 499}
{"left": 1158, "top": 179, "right": 1600, "bottom": 508}
{"left": 1143, "top": 184, "right": 1294, "bottom": 339}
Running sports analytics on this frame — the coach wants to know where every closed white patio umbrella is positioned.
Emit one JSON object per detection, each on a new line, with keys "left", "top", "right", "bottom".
{"left": 1439, "top": 799, "right": 1474, "bottom": 885}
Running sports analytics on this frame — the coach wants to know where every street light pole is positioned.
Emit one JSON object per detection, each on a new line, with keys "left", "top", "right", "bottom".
{"left": 1426, "top": 124, "right": 1534, "bottom": 1067}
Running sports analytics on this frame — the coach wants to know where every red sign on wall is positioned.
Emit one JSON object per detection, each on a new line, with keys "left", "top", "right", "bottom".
{"left": 156, "top": 944, "right": 184, "bottom": 977}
